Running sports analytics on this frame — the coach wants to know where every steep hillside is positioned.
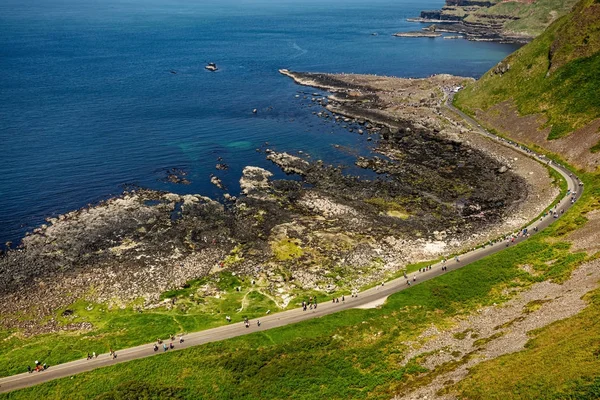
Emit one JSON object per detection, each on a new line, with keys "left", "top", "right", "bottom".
{"left": 454, "top": 0, "right": 600, "bottom": 170}
{"left": 413, "top": 0, "right": 580, "bottom": 42}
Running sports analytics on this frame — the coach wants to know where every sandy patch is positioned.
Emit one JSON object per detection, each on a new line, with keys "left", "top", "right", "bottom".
{"left": 354, "top": 295, "right": 389, "bottom": 309}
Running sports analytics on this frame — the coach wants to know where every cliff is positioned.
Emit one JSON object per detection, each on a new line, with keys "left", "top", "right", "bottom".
{"left": 411, "top": 0, "right": 580, "bottom": 43}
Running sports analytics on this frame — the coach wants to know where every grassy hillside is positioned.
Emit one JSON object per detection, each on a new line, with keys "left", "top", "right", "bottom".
{"left": 456, "top": 286, "right": 600, "bottom": 399}
{"left": 468, "top": 0, "right": 580, "bottom": 37}
{"left": 455, "top": 0, "right": 600, "bottom": 140}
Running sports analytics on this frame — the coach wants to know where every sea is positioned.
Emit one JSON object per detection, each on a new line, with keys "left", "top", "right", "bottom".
{"left": 0, "top": 0, "right": 521, "bottom": 247}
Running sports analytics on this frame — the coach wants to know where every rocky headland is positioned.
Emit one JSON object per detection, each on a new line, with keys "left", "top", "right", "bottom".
{"left": 0, "top": 70, "right": 558, "bottom": 335}
{"left": 408, "top": 0, "right": 578, "bottom": 43}
{"left": 393, "top": 31, "right": 442, "bottom": 38}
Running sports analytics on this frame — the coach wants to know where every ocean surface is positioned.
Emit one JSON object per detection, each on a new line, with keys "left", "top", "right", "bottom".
{"left": 0, "top": 0, "right": 521, "bottom": 246}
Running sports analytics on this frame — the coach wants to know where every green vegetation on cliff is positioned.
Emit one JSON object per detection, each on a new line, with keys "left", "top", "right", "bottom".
{"left": 469, "top": 0, "right": 580, "bottom": 37}
{"left": 455, "top": 0, "right": 600, "bottom": 139}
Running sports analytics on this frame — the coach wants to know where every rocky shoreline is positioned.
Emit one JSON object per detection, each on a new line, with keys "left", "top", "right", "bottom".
{"left": 393, "top": 31, "right": 442, "bottom": 38}
{"left": 0, "top": 70, "right": 557, "bottom": 335}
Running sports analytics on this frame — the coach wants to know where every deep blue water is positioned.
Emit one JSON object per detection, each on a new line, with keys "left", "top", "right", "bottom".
{"left": 0, "top": 0, "right": 521, "bottom": 246}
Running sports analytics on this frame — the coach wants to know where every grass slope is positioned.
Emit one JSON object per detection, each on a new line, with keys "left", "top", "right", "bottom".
{"left": 455, "top": 0, "right": 600, "bottom": 139}
{"left": 456, "top": 287, "right": 600, "bottom": 399}
{"left": 3, "top": 170, "right": 599, "bottom": 400}
{"left": 473, "top": 0, "right": 580, "bottom": 37}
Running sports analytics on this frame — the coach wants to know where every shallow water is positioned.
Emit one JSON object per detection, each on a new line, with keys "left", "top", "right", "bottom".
{"left": 0, "top": 0, "right": 521, "bottom": 245}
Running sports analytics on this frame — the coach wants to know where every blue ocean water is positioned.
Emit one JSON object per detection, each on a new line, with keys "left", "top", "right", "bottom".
{"left": 0, "top": 0, "right": 521, "bottom": 246}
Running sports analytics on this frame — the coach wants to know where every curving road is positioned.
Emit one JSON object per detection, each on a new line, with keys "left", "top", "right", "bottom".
{"left": 0, "top": 94, "right": 583, "bottom": 394}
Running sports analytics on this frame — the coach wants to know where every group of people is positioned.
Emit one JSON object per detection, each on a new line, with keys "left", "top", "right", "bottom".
{"left": 225, "top": 315, "right": 262, "bottom": 328}
{"left": 302, "top": 297, "right": 317, "bottom": 311}
{"left": 27, "top": 360, "right": 48, "bottom": 373}
{"left": 153, "top": 335, "right": 183, "bottom": 352}
{"left": 84, "top": 349, "right": 116, "bottom": 361}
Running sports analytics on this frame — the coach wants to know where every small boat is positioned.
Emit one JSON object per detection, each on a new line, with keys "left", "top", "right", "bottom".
{"left": 205, "top": 62, "right": 218, "bottom": 72}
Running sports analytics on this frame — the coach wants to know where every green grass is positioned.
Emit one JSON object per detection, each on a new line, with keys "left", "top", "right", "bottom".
{"left": 591, "top": 138, "right": 600, "bottom": 153}
{"left": 455, "top": 0, "right": 600, "bottom": 140}
{"left": 271, "top": 238, "right": 304, "bottom": 261}
{"left": 365, "top": 197, "right": 410, "bottom": 219}
{"left": 0, "top": 271, "right": 280, "bottom": 378}
{"left": 497, "top": 0, "right": 578, "bottom": 36}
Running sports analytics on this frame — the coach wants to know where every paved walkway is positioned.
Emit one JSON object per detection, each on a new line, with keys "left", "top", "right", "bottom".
{"left": 0, "top": 95, "right": 583, "bottom": 394}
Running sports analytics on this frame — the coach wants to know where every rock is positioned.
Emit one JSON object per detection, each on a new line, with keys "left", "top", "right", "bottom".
{"left": 223, "top": 193, "right": 237, "bottom": 202}
{"left": 216, "top": 163, "right": 229, "bottom": 171}
{"left": 498, "top": 166, "right": 508, "bottom": 173}
{"left": 493, "top": 61, "right": 510, "bottom": 75}
{"left": 239, "top": 166, "right": 273, "bottom": 196}
{"left": 267, "top": 151, "right": 310, "bottom": 175}
{"left": 210, "top": 176, "right": 225, "bottom": 190}
{"left": 393, "top": 31, "right": 442, "bottom": 38}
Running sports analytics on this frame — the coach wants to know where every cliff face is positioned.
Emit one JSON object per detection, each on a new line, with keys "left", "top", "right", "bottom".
{"left": 454, "top": 0, "right": 600, "bottom": 171}
{"left": 446, "top": 0, "right": 494, "bottom": 6}
{"left": 412, "top": 0, "right": 580, "bottom": 43}
{"left": 420, "top": 10, "right": 463, "bottom": 21}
